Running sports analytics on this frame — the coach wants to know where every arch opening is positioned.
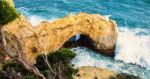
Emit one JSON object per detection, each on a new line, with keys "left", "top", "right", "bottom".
{"left": 63, "top": 34, "right": 99, "bottom": 53}
{"left": 63, "top": 34, "right": 115, "bottom": 57}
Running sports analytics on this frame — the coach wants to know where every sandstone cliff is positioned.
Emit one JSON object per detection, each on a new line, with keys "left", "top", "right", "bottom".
{"left": 2, "top": 12, "right": 118, "bottom": 64}
{"left": 74, "top": 66, "right": 117, "bottom": 79}
{"left": 1, "top": 0, "right": 118, "bottom": 64}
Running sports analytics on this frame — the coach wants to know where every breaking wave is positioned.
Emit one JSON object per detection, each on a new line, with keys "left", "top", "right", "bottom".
{"left": 115, "top": 27, "right": 150, "bottom": 70}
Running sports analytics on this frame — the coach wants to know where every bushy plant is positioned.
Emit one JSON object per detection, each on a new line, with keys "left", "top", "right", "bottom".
{"left": 0, "top": 48, "right": 77, "bottom": 79}
{"left": 23, "top": 74, "right": 38, "bottom": 79}
{"left": 0, "top": 61, "right": 37, "bottom": 79}
{"left": 35, "top": 48, "right": 78, "bottom": 79}
{"left": 0, "top": 0, "right": 20, "bottom": 25}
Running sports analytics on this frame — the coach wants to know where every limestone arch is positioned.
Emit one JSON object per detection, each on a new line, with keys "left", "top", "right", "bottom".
{"left": 3, "top": 12, "right": 118, "bottom": 63}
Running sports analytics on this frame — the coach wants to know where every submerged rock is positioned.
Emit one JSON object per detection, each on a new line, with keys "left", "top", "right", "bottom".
{"left": 74, "top": 66, "right": 141, "bottom": 79}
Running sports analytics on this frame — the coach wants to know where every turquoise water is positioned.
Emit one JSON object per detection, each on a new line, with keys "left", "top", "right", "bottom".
{"left": 14, "top": 0, "right": 150, "bottom": 28}
{"left": 71, "top": 47, "right": 150, "bottom": 79}
{"left": 14, "top": 0, "right": 150, "bottom": 79}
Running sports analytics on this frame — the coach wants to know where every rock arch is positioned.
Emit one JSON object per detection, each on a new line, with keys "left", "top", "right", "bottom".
{"left": 36, "top": 12, "right": 118, "bottom": 53}
{"left": 2, "top": 12, "right": 118, "bottom": 64}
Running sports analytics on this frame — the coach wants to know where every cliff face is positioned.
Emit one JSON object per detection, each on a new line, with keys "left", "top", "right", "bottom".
{"left": 2, "top": 12, "right": 118, "bottom": 64}
{"left": 36, "top": 12, "right": 118, "bottom": 54}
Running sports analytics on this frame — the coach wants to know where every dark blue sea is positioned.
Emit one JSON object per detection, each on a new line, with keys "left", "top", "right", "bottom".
{"left": 14, "top": 0, "right": 150, "bottom": 79}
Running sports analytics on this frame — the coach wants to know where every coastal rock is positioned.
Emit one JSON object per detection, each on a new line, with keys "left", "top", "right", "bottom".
{"left": 74, "top": 66, "right": 141, "bottom": 79}
{"left": 1, "top": 0, "right": 118, "bottom": 64}
{"left": 36, "top": 12, "right": 118, "bottom": 55}
{"left": 74, "top": 66, "right": 117, "bottom": 79}
{"left": 2, "top": 12, "right": 118, "bottom": 64}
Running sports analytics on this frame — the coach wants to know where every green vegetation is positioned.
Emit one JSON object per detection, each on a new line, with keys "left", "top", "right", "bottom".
{"left": 0, "top": 0, "right": 20, "bottom": 25}
{"left": 0, "top": 48, "right": 77, "bottom": 79}
{"left": 0, "top": 61, "right": 37, "bottom": 79}
{"left": 35, "top": 48, "right": 78, "bottom": 79}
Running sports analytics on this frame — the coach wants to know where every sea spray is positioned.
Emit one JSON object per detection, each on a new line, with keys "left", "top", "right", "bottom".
{"left": 28, "top": 15, "right": 58, "bottom": 26}
{"left": 17, "top": 7, "right": 58, "bottom": 26}
{"left": 115, "top": 27, "right": 150, "bottom": 70}
{"left": 71, "top": 47, "right": 150, "bottom": 79}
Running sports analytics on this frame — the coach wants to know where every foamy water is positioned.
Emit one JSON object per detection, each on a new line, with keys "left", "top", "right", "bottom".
{"left": 17, "top": 7, "right": 58, "bottom": 26}
{"left": 71, "top": 47, "right": 150, "bottom": 79}
{"left": 28, "top": 15, "right": 46, "bottom": 26}
{"left": 15, "top": 0, "right": 150, "bottom": 78}
{"left": 28, "top": 15, "right": 58, "bottom": 26}
{"left": 115, "top": 27, "right": 150, "bottom": 70}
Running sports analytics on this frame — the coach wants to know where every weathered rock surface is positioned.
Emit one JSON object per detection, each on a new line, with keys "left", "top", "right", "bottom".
{"left": 1, "top": 0, "right": 118, "bottom": 64}
{"left": 36, "top": 12, "right": 118, "bottom": 54}
{"left": 74, "top": 66, "right": 141, "bottom": 79}
{"left": 74, "top": 66, "right": 117, "bottom": 79}
{"left": 2, "top": 12, "right": 118, "bottom": 64}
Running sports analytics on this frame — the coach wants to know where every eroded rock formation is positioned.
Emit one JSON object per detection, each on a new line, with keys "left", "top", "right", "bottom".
{"left": 1, "top": 0, "right": 118, "bottom": 64}
{"left": 74, "top": 66, "right": 117, "bottom": 79}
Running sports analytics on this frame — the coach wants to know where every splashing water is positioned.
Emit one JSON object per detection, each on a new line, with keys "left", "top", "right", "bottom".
{"left": 28, "top": 15, "right": 58, "bottom": 26}
{"left": 71, "top": 47, "right": 150, "bottom": 79}
{"left": 115, "top": 27, "right": 150, "bottom": 70}
{"left": 14, "top": 0, "right": 150, "bottom": 78}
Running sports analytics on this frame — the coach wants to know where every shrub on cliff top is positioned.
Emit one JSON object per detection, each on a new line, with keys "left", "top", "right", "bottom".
{"left": 0, "top": 61, "right": 37, "bottom": 79}
{"left": 0, "top": 48, "right": 77, "bottom": 79}
{"left": 35, "top": 48, "right": 78, "bottom": 79}
{"left": 0, "top": 0, "right": 20, "bottom": 25}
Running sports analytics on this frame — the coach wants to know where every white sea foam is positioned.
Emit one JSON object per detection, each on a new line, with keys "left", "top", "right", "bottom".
{"left": 104, "top": 15, "right": 112, "bottom": 21}
{"left": 71, "top": 47, "right": 150, "bottom": 79}
{"left": 28, "top": 15, "right": 58, "bottom": 26}
{"left": 115, "top": 27, "right": 150, "bottom": 69}
{"left": 17, "top": 7, "right": 29, "bottom": 13}
{"left": 17, "top": 7, "right": 57, "bottom": 26}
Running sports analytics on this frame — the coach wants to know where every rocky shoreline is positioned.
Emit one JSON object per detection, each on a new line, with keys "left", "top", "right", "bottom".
{"left": 74, "top": 66, "right": 141, "bottom": 79}
{"left": 0, "top": 0, "right": 143, "bottom": 79}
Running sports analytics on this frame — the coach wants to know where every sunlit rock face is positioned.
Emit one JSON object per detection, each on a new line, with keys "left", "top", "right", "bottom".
{"left": 35, "top": 12, "right": 118, "bottom": 55}
{"left": 1, "top": 1, "right": 118, "bottom": 63}
{"left": 73, "top": 66, "right": 117, "bottom": 79}
{"left": 7, "top": 0, "right": 14, "bottom": 6}
{"left": 2, "top": 12, "right": 118, "bottom": 64}
{"left": 73, "top": 66, "right": 141, "bottom": 79}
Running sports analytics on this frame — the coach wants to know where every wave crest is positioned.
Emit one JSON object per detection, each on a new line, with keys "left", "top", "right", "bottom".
{"left": 115, "top": 27, "right": 150, "bottom": 69}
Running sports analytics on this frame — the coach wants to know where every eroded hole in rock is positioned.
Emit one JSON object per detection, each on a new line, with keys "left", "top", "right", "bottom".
{"left": 63, "top": 34, "right": 98, "bottom": 52}
{"left": 63, "top": 34, "right": 115, "bottom": 57}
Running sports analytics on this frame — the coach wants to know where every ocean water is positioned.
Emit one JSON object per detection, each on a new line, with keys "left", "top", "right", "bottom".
{"left": 14, "top": 0, "right": 150, "bottom": 78}
{"left": 71, "top": 47, "right": 150, "bottom": 79}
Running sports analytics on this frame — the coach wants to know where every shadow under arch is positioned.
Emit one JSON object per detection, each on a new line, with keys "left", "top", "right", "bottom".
{"left": 63, "top": 34, "right": 115, "bottom": 57}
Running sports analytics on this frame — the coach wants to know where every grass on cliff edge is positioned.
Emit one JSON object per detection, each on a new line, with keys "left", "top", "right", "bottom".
{"left": 0, "top": 0, "right": 20, "bottom": 25}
